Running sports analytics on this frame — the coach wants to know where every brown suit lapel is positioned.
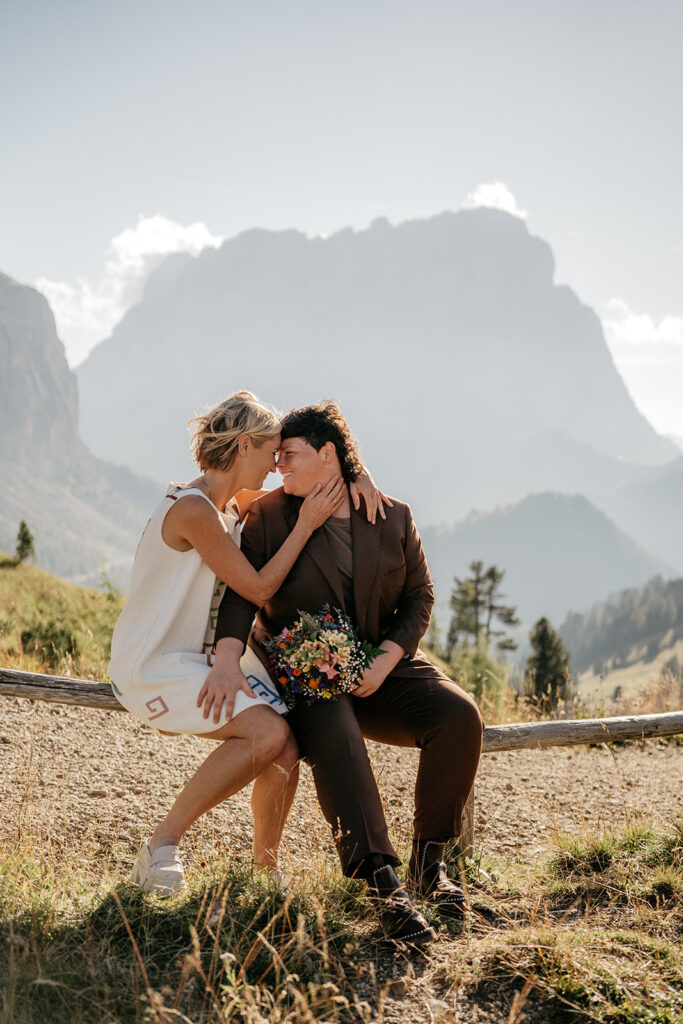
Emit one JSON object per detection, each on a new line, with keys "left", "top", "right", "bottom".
{"left": 283, "top": 494, "right": 347, "bottom": 611}
{"left": 350, "top": 504, "right": 382, "bottom": 634}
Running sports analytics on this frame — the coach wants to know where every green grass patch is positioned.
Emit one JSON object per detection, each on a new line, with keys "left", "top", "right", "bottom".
{"left": 0, "top": 553, "right": 123, "bottom": 678}
{"left": 463, "top": 925, "right": 683, "bottom": 1023}
{"left": 543, "top": 820, "right": 683, "bottom": 910}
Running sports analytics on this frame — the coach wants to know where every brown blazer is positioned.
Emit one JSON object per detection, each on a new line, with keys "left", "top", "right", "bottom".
{"left": 216, "top": 488, "right": 434, "bottom": 661}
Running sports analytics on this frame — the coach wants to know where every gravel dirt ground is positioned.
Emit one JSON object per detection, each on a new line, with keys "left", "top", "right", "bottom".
{"left": 1, "top": 695, "right": 682, "bottom": 1023}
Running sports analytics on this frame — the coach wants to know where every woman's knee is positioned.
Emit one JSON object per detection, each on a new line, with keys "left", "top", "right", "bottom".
{"left": 256, "top": 714, "right": 292, "bottom": 762}
{"left": 235, "top": 707, "right": 290, "bottom": 763}
{"left": 273, "top": 733, "right": 299, "bottom": 772}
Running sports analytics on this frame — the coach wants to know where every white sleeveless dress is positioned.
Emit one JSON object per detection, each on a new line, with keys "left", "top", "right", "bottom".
{"left": 108, "top": 484, "right": 286, "bottom": 734}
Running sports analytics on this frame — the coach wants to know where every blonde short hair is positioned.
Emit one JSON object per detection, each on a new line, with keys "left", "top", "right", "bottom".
{"left": 189, "top": 391, "right": 281, "bottom": 471}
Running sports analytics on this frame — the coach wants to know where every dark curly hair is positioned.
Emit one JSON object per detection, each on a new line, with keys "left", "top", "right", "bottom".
{"left": 279, "top": 401, "right": 363, "bottom": 483}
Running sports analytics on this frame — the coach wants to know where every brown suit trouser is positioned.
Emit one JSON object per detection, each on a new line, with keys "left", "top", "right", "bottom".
{"left": 286, "top": 652, "right": 484, "bottom": 875}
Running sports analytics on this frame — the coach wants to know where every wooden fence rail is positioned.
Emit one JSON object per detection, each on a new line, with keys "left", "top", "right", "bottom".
{"left": 3, "top": 667, "right": 683, "bottom": 855}
{"left": 3, "top": 668, "right": 682, "bottom": 751}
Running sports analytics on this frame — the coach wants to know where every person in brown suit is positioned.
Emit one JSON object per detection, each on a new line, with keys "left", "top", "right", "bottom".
{"left": 211, "top": 402, "right": 484, "bottom": 944}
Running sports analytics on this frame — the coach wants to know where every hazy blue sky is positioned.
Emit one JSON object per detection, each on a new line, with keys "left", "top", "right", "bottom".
{"left": 2, "top": 0, "right": 682, "bottom": 433}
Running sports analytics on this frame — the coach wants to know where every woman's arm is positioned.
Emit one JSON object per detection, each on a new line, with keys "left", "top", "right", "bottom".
{"left": 236, "top": 466, "right": 388, "bottom": 525}
{"left": 163, "top": 478, "right": 344, "bottom": 605}
{"left": 350, "top": 466, "right": 393, "bottom": 524}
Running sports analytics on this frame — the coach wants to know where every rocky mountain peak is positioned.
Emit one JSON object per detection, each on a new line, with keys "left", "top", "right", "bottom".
{"left": 0, "top": 272, "right": 79, "bottom": 470}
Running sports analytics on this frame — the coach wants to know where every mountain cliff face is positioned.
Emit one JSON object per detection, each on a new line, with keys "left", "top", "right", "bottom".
{"left": 0, "top": 273, "right": 158, "bottom": 581}
{"left": 76, "top": 210, "right": 677, "bottom": 527}
{"left": 0, "top": 273, "right": 79, "bottom": 467}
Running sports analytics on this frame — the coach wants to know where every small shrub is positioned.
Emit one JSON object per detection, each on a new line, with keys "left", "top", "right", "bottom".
{"left": 20, "top": 618, "right": 79, "bottom": 666}
{"left": 449, "top": 646, "right": 508, "bottom": 715}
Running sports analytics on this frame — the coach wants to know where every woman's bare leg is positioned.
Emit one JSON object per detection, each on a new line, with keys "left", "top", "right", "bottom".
{"left": 148, "top": 706, "right": 289, "bottom": 854}
{"left": 251, "top": 735, "right": 300, "bottom": 869}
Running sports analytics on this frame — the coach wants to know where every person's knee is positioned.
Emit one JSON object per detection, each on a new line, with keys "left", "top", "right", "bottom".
{"left": 246, "top": 711, "right": 291, "bottom": 764}
{"left": 462, "top": 694, "right": 485, "bottom": 739}
{"left": 261, "top": 715, "right": 292, "bottom": 761}
{"left": 437, "top": 683, "right": 485, "bottom": 743}
{"left": 273, "top": 733, "right": 299, "bottom": 772}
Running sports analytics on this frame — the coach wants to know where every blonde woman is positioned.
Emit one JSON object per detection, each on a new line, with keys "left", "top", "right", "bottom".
{"left": 109, "top": 391, "right": 384, "bottom": 895}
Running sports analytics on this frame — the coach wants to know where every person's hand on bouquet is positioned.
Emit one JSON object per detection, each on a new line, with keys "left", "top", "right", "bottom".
{"left": 353, "top": 640, "right": 405, "bottom": 697}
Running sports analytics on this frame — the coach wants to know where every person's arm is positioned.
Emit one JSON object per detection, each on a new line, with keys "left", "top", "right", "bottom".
{"left": 353, "top": 504, "right": 433, "bottom": 698}
{"left": 349, "top": 465, "right": 393, "bottom": 524}
{"left": 197, "top": 499, "right": 290, "bottom": 724}
{"left": 384, "top": 504, "right": 434, "bottom": 656}
{"left": 165, "top": 477, "right": 343, "bottom": 607}
{"left": 214, "top": 495, "right": 270, "bottom": 650}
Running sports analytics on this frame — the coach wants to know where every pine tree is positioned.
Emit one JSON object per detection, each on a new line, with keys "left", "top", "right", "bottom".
{"left": 15, "top": 520, "right": 35, "bottom": 563}
{"left": 525, "top": 617, "right": 571, "bottom": 709}
{"left": 447, "top": 560, "right": 519, "bottom": 655}
{"left": 481, "top": 564, "right": 520, "bottom": 653}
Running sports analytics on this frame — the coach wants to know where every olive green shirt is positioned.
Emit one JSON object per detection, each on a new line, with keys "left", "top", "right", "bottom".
{"left": 322, "top": 516, "right": 355, "bottom": 619}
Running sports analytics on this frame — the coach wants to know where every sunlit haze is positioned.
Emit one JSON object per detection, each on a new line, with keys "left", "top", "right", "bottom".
{"left": 2, "top": 0, "right": 682, "bottom": 433}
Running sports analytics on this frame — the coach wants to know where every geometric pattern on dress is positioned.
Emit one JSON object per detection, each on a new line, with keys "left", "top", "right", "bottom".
{"left": 146, "top": 695, "right": 170, "bottom": 720}
{"left": 247, "top": 674, "right": 287, "bottom": 711}
{"left": 202, "top": 576, "right": 227, "bottom": 665}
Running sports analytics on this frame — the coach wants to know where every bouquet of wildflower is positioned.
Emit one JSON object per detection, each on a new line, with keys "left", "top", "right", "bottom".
{"left": 264, "top": 606, "right": 384, "bottom": 710}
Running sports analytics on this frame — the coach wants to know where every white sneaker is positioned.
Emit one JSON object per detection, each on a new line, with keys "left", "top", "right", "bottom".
{"left": 131, "top": 839, "right": 186, "bottom": 897}
{"left": 256, "top": 864, "right": 289, "bottom": 893}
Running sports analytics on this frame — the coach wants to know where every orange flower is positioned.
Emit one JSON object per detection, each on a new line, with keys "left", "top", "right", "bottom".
{"left": 279, "top": 676, "right": 288, "bottom": 684}
{"left": 309, "top": 679, "right": 320, "bottom": 689}
{"left": 293, "top": 668, "right": 301, "bottom": 676}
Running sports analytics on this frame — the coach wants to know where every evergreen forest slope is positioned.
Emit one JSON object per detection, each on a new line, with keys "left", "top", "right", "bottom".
{"left": 560, "top": 574, "right": 683, "bottom": 676}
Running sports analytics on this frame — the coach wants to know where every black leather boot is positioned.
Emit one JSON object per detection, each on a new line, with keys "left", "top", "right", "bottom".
{"left": 407, "top": 840, "right": 466, "bottom": 919}
{"left": 367, "top": 863, "right": 437, "bottom": 946}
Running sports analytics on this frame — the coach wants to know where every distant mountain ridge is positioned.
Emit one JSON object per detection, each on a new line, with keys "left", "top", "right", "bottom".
{"left": 76, "top": 209, "right": 677, "bottom": 533}
{"left": 420, "top": 492, "right": 670, "bottom": 631}
{"left": 0, "top": 272, "right": 158, "bottom": 582}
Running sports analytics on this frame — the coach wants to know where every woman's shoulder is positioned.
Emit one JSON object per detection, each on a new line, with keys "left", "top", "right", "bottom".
{"left": 166, "top": 482, "right": 210, "bottom": 502}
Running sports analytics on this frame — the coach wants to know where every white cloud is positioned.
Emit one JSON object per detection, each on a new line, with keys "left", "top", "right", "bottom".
{"left": 601, "top": 298, "right": 683, "bottom": 438}
{"left": 37, "top": 215, "right": 223, "bottom": 366}
{"left": 462, "top": 182, "right": 528, "bottom": 219}
{"left": 602, "top": 297, "right": 683, "bottom": 351}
